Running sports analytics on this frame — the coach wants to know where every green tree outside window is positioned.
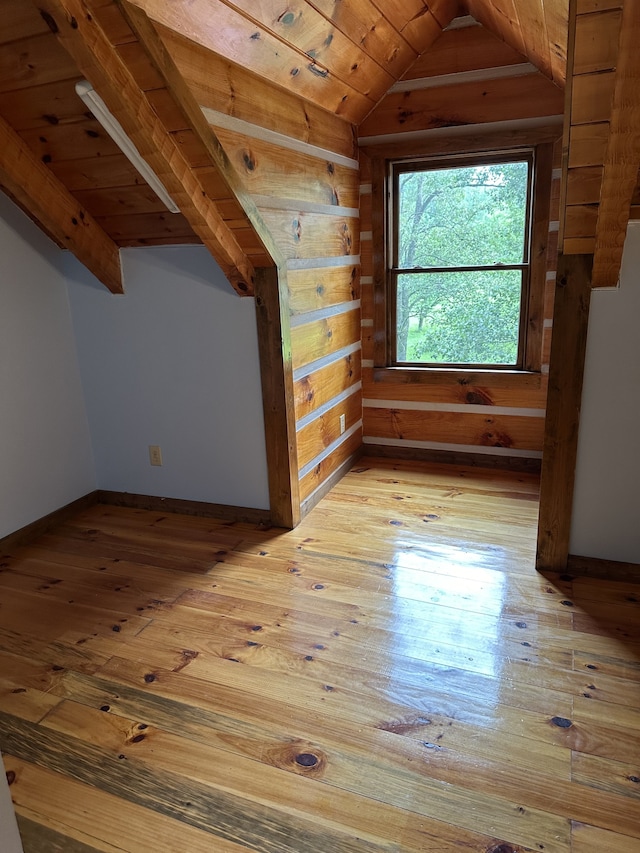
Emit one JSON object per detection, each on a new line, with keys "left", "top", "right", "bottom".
{"left": 392, "top": 159, "right": 530, "bottom": 366}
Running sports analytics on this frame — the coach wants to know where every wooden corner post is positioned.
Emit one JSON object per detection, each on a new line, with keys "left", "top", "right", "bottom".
{"left": 254, "top": 266, "right": 301, "bottom": 529}
{"left": 536, "top": 253, "right": 593, "bottom": 571}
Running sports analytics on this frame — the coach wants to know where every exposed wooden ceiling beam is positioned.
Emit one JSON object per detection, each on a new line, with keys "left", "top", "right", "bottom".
{"left": 0, "top": 112, "right": 123, "bottom": 293}
{"left": 115, "top": 0, "right": 285, "bottom": 272}
{"left": 592, "top": 0, "right": 640, "bottom": 287}
{"left": 36, "top": 0, "right": 260, "bottom": 295}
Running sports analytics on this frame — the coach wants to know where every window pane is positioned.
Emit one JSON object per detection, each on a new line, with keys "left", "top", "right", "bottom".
{"left": 396, "top": 270, "right": 523, "bottom": 365}
{"left": 397, "top": 161, "right": 529, "bottom": 268}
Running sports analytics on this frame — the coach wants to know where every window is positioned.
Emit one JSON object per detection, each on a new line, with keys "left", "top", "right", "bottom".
{"left": 372, "top": 143, "right": 552, "bottom": 374}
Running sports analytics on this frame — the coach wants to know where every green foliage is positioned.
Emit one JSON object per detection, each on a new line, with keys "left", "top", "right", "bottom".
{"left": 395, "top": 160, "right": 529, "bottom": 365}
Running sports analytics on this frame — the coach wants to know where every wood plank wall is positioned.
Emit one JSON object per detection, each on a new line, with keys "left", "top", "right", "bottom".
{"left": 561, "top": 1, "right": 622, "bottom": 256}
{"left": 358, "top": 20, "right": 564, "bottom": 467}
{"left": 175, "top": 41, "right": 363, "bottom": 514}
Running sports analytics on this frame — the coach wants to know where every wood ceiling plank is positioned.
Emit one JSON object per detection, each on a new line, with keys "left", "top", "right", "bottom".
{"left": 48, "top": 152, "right": 147, "bottom": 191}
{"left": 367, "top": 0, "right": 431, "bottom": 34}
{"left": 0, "top": 112, "right": 122, "bottom": 292}
{"left": 125, "top": 0, "right": 374, "bottom": 123}
{"left": 19, "top": 119, "right": 122, "bottom": 163}
{"left": 117, "top": 234, "right": 201, "bottom": 247}
{"left": 397, "top": 10, "right": 446, "bottom": 57}
{"left": 358, "top": 72, "right": 564, "bottom": 138}
{"left": 430, "top": 0, "right": 466, "bottom": 28}
{"left": 359, "top": 124, "right": 563, "bottom": 159}
{"left": 95, "top": 210, "right": 197, "bottom": 241}
{"left": 0, "top": 78, "right": 87, "bottom": 131}
{"left": 219, "top": 0, "right": 395, "bottom": 103}
{"left": 117, "top": 0, "right": 283, "bottom": 271}
{"left": 403, "top": 22, "right": 528, "bottom": 79}
{"left": 369, "top": 0, "right": 460, "bottom": 54}
{"left": 509, "top": 0, "right": 553, "bottom": 83}
{"left": 468, "top": 0, "right": 567, "bottom": 85}
{"left": 161, "top": 27, "right": 356, "bottom": 158}
{"left": 542, "top": 0, "right": 572, "bottom": 84}
{"left": 38, "top": 0, "right": 259, "bottom": 295}
{"left": 72, "top": 183, "right": 174, "bottom": 217}
{"left": 305, "top": 0, "right": 417, "bottom": 79}
{"left": 465, "top": 0, "right": 529, "bottom": 66}
{"left": 0, "top": 32, "right": 78, "bottom": 93}
{"left": 592, "top": 0, "right": 640, "bottom": 287}
{"left": 0, "top": 0, "right": 50, "bottom": 44}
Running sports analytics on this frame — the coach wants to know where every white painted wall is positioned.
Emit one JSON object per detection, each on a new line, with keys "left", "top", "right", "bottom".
{"left": 0, "top": 194, "right": 95, "bottom": 539}
{"left": 64, "top": 246, "right": 269, "bottom": 509}
{"left": 570, "top": 223, "right": 640, "bottom": 563}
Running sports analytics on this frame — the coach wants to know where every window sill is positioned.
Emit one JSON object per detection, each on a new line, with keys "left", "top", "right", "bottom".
{"left": 372, "top": 366, "right": 543, "bottom": 389}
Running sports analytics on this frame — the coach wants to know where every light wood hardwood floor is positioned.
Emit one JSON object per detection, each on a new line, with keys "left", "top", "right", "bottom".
{"left": 1, "top": 458, "right": 639, "bottom": 852}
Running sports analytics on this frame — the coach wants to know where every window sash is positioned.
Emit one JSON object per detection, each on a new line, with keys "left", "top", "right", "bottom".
{"left": 388, "top": 267, "right": 529, "bottom": 370}
{"left": 387, "top": 152, "right": 534, "bottom": 370}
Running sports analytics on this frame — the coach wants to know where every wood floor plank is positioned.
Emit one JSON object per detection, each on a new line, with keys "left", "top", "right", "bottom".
{"left": 0, "top": 559, "right": 182, "bottom": 615}
{"left": 51, "top": 661, "right": 572, "bottom": 781}
{"left": 574, "top": 692, "right": 640, "bottom": 730}
{"left": 0, "top": 711, "right": 396, "bottom": 853}
{"left": 16, "top": 815, "right": 118, "bottom": 853}
{"left": 0, "top": 585, "right": 151, "bottom": 641}
{"left": 572, "top": 751, "right": 640, "bottom": 800}
{"left": 40, "top": 689, "right": 639, "bottom": 842}
{"left": 0, "top": 625, "right": 110, "bottom": 674}
{"left": 573, "top": 646, "right": 640, "bottom": 682}
{"left": 0, "top": 676, "right": 62, "bottom": 723}
{"left": 120, "top": 604, "right": 576, "bottom": 713}
{"left": 94, "top": 650, "right": 578, "bottom": 766}
{"left": 571, "top": 821, "right": 640, "bottom": 853}
{"left": 0, "top": 458, "right": 638, "bottom": 852}
{"left": 6, "top": 756, "right": 253, "bottom": 853}
{"left": 39, "top": 699, "right": 570, "bottom": 853}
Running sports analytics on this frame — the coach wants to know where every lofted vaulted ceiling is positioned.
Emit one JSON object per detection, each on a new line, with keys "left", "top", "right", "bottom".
{"left": 0, "top": 0, "right": 636, "bottom": 291}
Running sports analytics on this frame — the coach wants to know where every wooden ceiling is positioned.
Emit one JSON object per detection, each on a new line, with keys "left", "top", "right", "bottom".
{"left": 0, "top": 0, "right": 637, "bottom": 293}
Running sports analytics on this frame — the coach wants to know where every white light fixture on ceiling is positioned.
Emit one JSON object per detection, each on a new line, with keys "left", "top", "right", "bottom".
{"left": 75, "top": 79, "right": 180, "bottom": 214}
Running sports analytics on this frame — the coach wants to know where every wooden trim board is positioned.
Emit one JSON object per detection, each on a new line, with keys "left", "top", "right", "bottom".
{"left": 299, "top": 448, "right": 363, "bottom": 520}
{"left": 254, "top": 266, "right": 301, "bottom": 528}
{"left": 566, "top": 554, "right": 640, "bottom": 582}
{"left": 97, "top": 491, "right": 271, "bottom": 526}
{"left": 536, "top": 254, "right": 593, "bottom": 571}
{"left": 363, "top": 444, "right": 542, "bottom": 473}
{"left": 0, "top": 492, "right": 99, "bottom": 553}
{"left": 0, "top": 491, "right": 273, "bottom": 553}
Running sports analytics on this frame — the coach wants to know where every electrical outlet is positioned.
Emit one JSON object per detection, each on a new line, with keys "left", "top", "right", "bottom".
{"left": 339, "top": 413, "right": 346, "bottom": 434}
{"left": 149, "top": 445, "right": 163, "bottom": 466}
